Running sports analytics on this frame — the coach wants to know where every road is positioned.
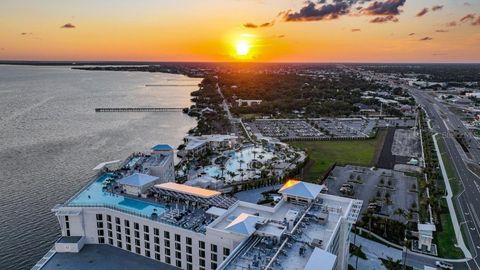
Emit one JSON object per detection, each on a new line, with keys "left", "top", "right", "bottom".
{"left": 406, "top": 88, "right": 480, "bottom": 270}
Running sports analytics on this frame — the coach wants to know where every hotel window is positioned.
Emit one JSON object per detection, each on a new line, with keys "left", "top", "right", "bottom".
{"left": 187, "top": 263, "right": 193, "bottom": 270}
{"left": 134, "top": 231, "right": 140, "bottom": 238}
{"left": 143, "top": 225, "right": 149, "bottom": 233}
{"left": 154, "top": 228, "right": 159, "bottom": 236}
{"left": 223, "top": 248, "right": 230, "bottom": 256}
{"left": 165, "top": 257, "right": 171, "bottom": 264}
{"left": 145, "top": 242, "right": 150, "bottom": 249}
{"left": 126, "top": 236, "right": 131, "bottom": 243}
{"left": 186, "top": 237, "right": 192, "bottom": 245}
{"left": 116, "top": 233, "right": 121, "bottom": 240}
{"left": 97, "top": 230, "right": 104, "bottom": 236}
{"left": 164, "top": 240, "right": 170, "bottom": 247}
{"left": 175, "top": 243, "right": 181, "bottom": 251}
{"left": 135, "top": 247, "right": 141, "bottom": 254}
{"left": 145, "top": 250, "right": 151, "bottom": 257}
{"left": 108, "top": 231, "right": 113, "bottom": 238}
{"left": 187, "top": 255, "right": 192, "bottom": 262}
{"left": 164, "top": 231, "right": 170, "bottom": 239}
{"left": 65, "top": 216, "right": 69, "bottom": 221}
{"left": 96, "top": 214, "right": 103, "bottom": 221}
{"left": 98, "top": 237, "right": 105, "bottom": 244}
{"left": 116, "top": 225, "right": 121, "bottom": 232}
{"left": 155, "top": 253, "right": 161, "bottom": 261}
{"left": 125, "top": 228, "right": 131, "bottom": 235}
{"left": 155, "top": 245, "right": 160, "bottom": 252}
{"left": 199, "top": 258, "right": 205, "bottom": 267}
{"left": 211, "top": 244, "right": 217, "bottom": 253}
{"left": 106, "top": 215, "right": 111, "bottom": 222}
{"left": 176, "top": 251, "right": 181, "bottom": 259}
{"left": 115, "top": 217, "right": 120, "bottom": 224}
{"left": 117, "top": 241, "right": 122, "bottom": 248}
{"left": 199, "top": 250, "right": 205, "bottom": 258}
{"left": 199, "top": 241, "right": 205, "bottom": 249}
{"left": 144, "top": 234, "right": 150, "bottom": 241}
{"left": 154, "top": 236, "right": 160, "bottom": 244}
{"left": 108, "top": 239, "right": 113, "bottom": 245}
{"left": 134, "top": 222, "right": 139, "bottom": 230}
{"left": 66, "top": 230, "right": 70, "bottom": 236}
{"left": 165, "top": 248, "right": 171, "bottom": 256}
{"left": 211, "top": 262, "right": 217, "bottom": 270}
{"left": 211, "top": 253, "right": 217, "bottom": 262}
{"left": 186, "top": 246, "right": 192, "bottom": 254}
{"left": 175, "top": 234, "right": 181, "bottom": 242}
{"left": 107, "top": 223, "right": 112, "bottom": 230}
{"left": 176, "top": 260, "right": 181, "bottom": 268}
{"left": 124, "top": 220, "right": 130, "bottom": 227}
{"left": 135, "top": 239, "right": 140, "bottom": 246}
{"left": 126, "top": 244, "right": 131, "bottom": 251}
{"left": 96, "top": 222, "right": 103, "bottom": 228}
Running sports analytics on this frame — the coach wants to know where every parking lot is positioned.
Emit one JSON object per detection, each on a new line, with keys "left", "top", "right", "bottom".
{"left": 326, "top": 165, "right": 419, "bottom": 222}
{"left": 247, "top": 117, "right": 416, "bottom": 141}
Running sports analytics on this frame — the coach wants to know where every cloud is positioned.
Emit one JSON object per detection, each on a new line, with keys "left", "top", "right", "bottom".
{"left": 446, "top": 21, "right": 457, "bottom": 27}
{"left": 370, "top": 15, "right": 399, "bottom": 23}
{"left": 416, "top": 8, "right": 429, "bottom": 17}
{"left": 408, "top": 32, "right": 415, "bottom": 36}
{"left": 419, "top": 37, "right": 433, "bottom": 41}
{"left": 243, "top": 21, "right": 274, "bottom": 28}
{"left": 435, "top": 29, "right": 448, "bottom": 33}
{"left": 351, "top": 28, "right": 361, "bottom": 32}
{"left": 363, "top": 0, "right": 406, "bottom": 16}
{"left": 460, "top": 14, "right": 475, "bottom": 23}
{"left": 277, "top": 34, "right": 285, "bottom": 38}
{"left": 61, "top": 23, "right": 76, "bottom": 29}
{"left": 431, "top": 5, "right": 443, "bottom": 11}
{"left": 473, "top": 17, "right": 480, "bottom": 26}
{"left": 282, "top": 1, "right": 351, "bottom": 22}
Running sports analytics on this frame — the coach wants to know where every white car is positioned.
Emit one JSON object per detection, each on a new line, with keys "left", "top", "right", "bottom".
{"left": 435, "top": 261, "right": 453, "bottom": 269}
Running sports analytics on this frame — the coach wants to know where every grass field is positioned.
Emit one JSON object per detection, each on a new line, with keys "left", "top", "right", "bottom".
{"left": 289, "top": 130, "right": 386, "bottom": 182}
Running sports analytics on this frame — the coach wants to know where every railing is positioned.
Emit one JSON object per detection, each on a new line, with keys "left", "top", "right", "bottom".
{"left": 66, "top": 203, "right": 154, "bottom": 220}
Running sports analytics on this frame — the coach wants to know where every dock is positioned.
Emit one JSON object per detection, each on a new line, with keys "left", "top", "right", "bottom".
{"left": 95, "top": 108, "right": 185, "bottom": 112}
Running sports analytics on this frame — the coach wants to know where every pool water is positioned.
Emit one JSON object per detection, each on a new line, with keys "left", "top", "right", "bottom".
{"left": 68, "top": 173, "right": 166, "bottom": 217}
{"left": 204, "top": 146, "right": 274, "bottom": 179}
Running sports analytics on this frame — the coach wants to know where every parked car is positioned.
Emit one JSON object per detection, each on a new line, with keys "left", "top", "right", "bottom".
{"left": 435, "top": 261, "right": 453, "bottom": 269}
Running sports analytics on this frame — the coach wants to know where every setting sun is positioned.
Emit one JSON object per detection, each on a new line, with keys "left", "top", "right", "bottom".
{"left": 235, "top": 40, "right": 250, "bottom": 56}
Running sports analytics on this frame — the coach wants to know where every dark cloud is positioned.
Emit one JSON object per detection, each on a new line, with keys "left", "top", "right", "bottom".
{"left": 431, "top": 5, "right": 443, "bottom": 11}
{"left": 243, "top": 21, "right": 274, "bottom": 28}
{"left": 464, "top": 2, "right": 471, "bottom": 6}
{"left": 435, "top": 29, "right": 448, "bottom": 33}
{"left": 277, "top": 34, "right": 285, "bottom": 38}
{"left": 351, "top": 28, "right": 361, "bottom": 32}
{"left": 460, "top": 14, "right": 475, "bottom": 23}
{"left": 370, "top": 15, "right": 399, "bottom": 23}
{"left": 20, "top": 32, "right": 33, "bottom": 36}
{"left": 419, "top": 37, "right": 433, "bottom": 41}
{"left": 363, "top": 0, "right": 406, "bottom": 16}
{"left": 408, "top": 32, "right": 415, "bottom": 36}
{"left": 416, "top": 8, "right": 429, "bottom": 17}
{"left": 283, "top": 1, "right": 351, "bottom": 22}
{"left": 61, "top": 23, "right": 76, "bottom": 29}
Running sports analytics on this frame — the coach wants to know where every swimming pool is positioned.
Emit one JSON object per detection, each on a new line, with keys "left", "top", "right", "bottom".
{"left": 68, "top": 173, "right": 166, "bottom": 217}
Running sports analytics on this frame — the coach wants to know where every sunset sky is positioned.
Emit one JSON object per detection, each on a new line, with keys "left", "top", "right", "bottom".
{"left": 0, "top": 0, "right": 479, "bottom": 62}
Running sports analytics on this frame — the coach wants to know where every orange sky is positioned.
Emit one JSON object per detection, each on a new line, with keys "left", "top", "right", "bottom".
{"left": 0, "top": 0, "right": 479, "bottom": 62}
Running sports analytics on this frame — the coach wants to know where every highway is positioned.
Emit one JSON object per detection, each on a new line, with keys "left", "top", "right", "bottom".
{"left": 409, "top": 88, "right": 480, "bottom": 270}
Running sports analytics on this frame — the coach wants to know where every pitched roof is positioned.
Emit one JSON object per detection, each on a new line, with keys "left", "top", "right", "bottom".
{"left": 278, "top": 180, "right": 324, "bottom": 200}
{"left": 151, "top": 144, "right": 173, "bottom": 151}
{"left": 155, "top": 182, "right": 221, "bottom": 198}
{"left": 118, "top": 173, "right": 159, "bottom": 187}
{"left": 225, "top": 213, "right": 259, "bottom": 236}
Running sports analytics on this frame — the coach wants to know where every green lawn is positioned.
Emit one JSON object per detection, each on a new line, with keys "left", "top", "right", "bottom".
{"left": 290, "top": 130, "right": 385, "bottom": 182}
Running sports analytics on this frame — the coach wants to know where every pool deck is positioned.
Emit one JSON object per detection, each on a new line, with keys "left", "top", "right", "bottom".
{"left": 41, "top": 244, "right": 179, "bottom": 270}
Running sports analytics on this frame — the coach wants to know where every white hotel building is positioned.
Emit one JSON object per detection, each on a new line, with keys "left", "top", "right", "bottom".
{"left": 33, "top": 146, "right": 362, "bottom": 270}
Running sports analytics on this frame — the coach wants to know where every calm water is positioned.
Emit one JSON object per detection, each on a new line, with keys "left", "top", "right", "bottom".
{"left": 0, "top": 65, "right": 200, "bottom": 269}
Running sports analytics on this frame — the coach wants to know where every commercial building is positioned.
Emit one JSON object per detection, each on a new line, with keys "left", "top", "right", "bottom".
{"left": 35, "top": 156, "right": 362, "bottom": 270}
